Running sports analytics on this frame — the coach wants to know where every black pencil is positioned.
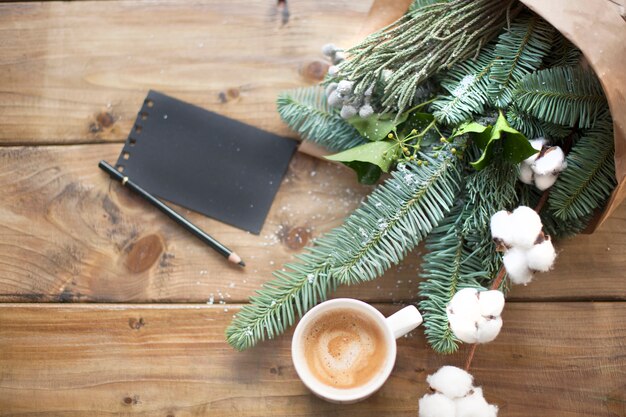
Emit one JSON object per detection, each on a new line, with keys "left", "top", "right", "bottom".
{"left": 98, "top": 160, "right": 245, "bottom": 267}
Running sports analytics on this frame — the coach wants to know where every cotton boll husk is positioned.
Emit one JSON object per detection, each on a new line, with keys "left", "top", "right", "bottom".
{"left": 448, "top": 313, "right": 479, "bottom": 344}
{"left": 427, "top": 366, "right": 474, "bottom": 399}
{"left": 534, "top": 173, "right": 558, "bottom": 191}
{"left": 503, "top": 247, "right": 533, "bottom": 285}
{"left": 509, "top": 206, "right": 543, "bottom": 248}
{"left": 419, "top": 393, "right": 456, "bottom": 417}
{"left": 455, "top": 388, "right": 498, "bottom": 417}
{"left": 336, "top": 80, "right": 354, "bottom": 95}
{"left": 532, "top": 146, "right": 566, "bottom": 175}
{"left": 527, "top": 238, "right": 557, "bottom": 272}
{"left": 490, "top": 211, "right": 513, "bottom": 245}
{"left": 519, "top": 162, "right": 534, "bottom": 184}
{"left": 477, "top": 290, "right": 505, "bottom": 317}
{"left": 340, "top": 105, "right": 357, "bottom": 119}
{"left": 476, "top": 316, "right": 503, "bottom": 343}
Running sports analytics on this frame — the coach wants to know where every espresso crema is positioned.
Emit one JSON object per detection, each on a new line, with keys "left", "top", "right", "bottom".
{"left": 302, "top": 308, "right": 388, "bottom": 389}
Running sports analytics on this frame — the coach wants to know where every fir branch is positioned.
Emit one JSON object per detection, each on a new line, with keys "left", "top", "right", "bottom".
{"left": 419, "top": 205, "right": 486, "bottom": 354}
{"left": 431, "top": 45, "right": 496, "bottom": 125}
{"left": 487, "top": 15, "right": 555, "bottom": 108}
{"left": 227, "top": 152, "right": 460, "bottom": 350}
{"left": 332, "top": 154, "right": 461, "bottom": 285}
{"left": 506, "top": 105, "right": 570, "bottom": 139}
{"left": 513, "top": 66, "right": 607, "bottom": 128}
{"left": 339, "top": 0, "right": 518, "bottom": 114}
{"left": 419, "top": 156, "right": 519, "bottom": 354}
{"left": 226, "top": 233, "right": 339, "bottom": 351}
{"left": 549, "top": 117, "right": 616, "bottom": 220}
{"left": 543, "top": 34, "right": 581, "bottom": 68}
{"left": 409, "top": 0, "right": 447, "bottom": 13}
{"left": 277, "top": 86, "right": 366, "bottom": 152}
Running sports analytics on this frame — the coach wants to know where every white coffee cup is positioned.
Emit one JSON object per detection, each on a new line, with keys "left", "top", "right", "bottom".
{"left": 291, "top": 298, "right": 423, "bottom": 403}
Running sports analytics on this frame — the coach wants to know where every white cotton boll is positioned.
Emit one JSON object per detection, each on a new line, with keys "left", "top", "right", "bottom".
{"left": 534, "top": 173, "right": 558, "bottom": 191}
{"left": 328, "top": 65, "right": 340, "bottom": 76}
{"left": 527, "top": 238, "right": 556, "bottom": 272}
{"left": 336, "top": 80, "right": 354, "bottom": 95}
{"left": 427, "top": 366, "right": 474, "bottom": 399}
{"left": 455, "top": 388, "right": 498, "bottom": 417}
{"left": 519, "top": 162, "right": 534, "bottom": 185}
{"left": 448, "top": 313, "right": 479, "bottom": 343}
{"left": 326, "top": 90, "right": 343, "bottom": 108}
{"left": 359, "top": 104, "right": 374, "bottom": 118}
{"left": 448, "top": 288, "right": 481, "bottom": 318}
{"left": 419, "top": 393, "right": 456, "bottom": 417}
{"left": 340, "top": 105, "right": 357, "bottom": 119}
{"left": 530, "top": 138, "right": 547, "bottom": 151}
{"left": 490, "top": 210, "right": 513, "bottom": 245}
{"left": 321, "top": 43, "right": 337, "bottom": 57}
{"left": 476, "top": 316, "right": 503, "bottom": 343}
{"left": 532, "top": 146, "right": 565, "bottom": 175}
{"left": 477, "top": 290, "right": 505, "bottom": 317}
{"left": 503, "top": 247, "right": 533, "bottom": 285}
{"left": 509, "top": 206, "right": 543, "bottom": 248}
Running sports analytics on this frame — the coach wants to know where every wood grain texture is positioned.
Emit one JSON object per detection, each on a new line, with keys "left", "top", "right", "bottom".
{"left": 0, "top": 0, "right": 371, "bottom": 145}
{"left": 0, "top": 303, "right": 623, "bottom": 417}
{"left": 1, "top": 144, "right": 626, "bottom": 303}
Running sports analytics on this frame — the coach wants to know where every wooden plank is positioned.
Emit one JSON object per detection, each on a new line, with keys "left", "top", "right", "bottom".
{"left": 0, "top": 0, "right": 371, "bottom": 145}
{"left": 0, "top": 303, "right": 623, "bottom": 416}
{"left": 0, "top": 144, "right": 425, "bottom": 303}
{"left": 2, "top": 144, "right": 626, "bottom": 303}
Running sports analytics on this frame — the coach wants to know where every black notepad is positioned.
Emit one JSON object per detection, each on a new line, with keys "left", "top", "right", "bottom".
{"left": 114, "top": 91, "right": 297, "bottom": 234}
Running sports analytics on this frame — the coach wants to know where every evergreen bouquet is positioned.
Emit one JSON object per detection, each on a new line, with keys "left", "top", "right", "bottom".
{"left": 227, "top": 0, "right": 619, "bottom": 413}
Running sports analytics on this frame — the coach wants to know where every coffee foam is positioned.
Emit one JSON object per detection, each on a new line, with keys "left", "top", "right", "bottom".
{"left": 302, "top": 308, "right": 387, "bottom": 389}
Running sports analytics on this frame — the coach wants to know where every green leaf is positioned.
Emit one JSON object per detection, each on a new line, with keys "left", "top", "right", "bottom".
{"left": 348, "top": 112, "right": 408, "bottom": 142}
{"left": 470, "top": 112, "right": 536, "bottom": 170}
{"left": 344, "top": 162, "right": 382, "bottom": 185}
{"left": 451, "top": 121, "right": 492, "bottom": 149}
{"left": 326, "top": 140, "right": 399, "bottom": 173}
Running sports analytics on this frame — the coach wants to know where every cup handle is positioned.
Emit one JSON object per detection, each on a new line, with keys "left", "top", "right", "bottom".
{"left": 385, "top": 305, "right": 423, "bottom": 339}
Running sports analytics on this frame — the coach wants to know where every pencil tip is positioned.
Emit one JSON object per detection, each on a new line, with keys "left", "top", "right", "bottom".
{"left": 238, "top": 261, "right": 246, "bottom": 267}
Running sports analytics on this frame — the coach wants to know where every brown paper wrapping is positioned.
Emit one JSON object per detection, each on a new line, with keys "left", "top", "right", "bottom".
{"left": 299, "top": 0, "right": 626, "bottom": 231}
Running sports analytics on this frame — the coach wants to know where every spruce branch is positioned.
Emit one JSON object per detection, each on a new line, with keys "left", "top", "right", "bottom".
{"left": 337, "top": 0, "right": 519, "bottom": 114}
{"left": 277, "top": 86, "right": 366, "bottom": 152}
{"left": 506, "top": 104, "right": 570, "bottom": 139}
{"left": 513, "top": 66, "right": 607, "bottom": 128}
{"left": 549, "top": 117, "right": 616, "bottom": 220}
{"left": 487, "top": 15, "right": 555, "bottom": 108}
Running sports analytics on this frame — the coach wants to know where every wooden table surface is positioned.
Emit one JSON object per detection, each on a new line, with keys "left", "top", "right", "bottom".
{"left": 0, "top": 1, "right": 624, "bottom": 416}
